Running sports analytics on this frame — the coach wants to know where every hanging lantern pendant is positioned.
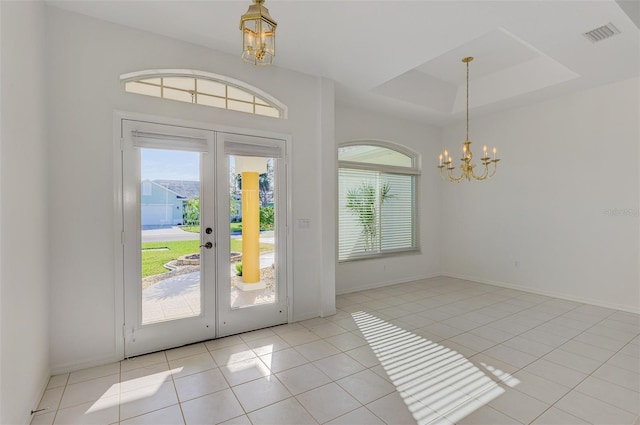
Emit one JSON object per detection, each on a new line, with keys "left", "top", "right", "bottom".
{"left": 240, "top": 0, "right": 277, "bottom": 66}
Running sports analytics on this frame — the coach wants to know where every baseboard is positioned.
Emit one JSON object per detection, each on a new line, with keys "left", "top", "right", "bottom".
{"left": 320, "top": 307, "right": 337, "bottom": 318}
{"left": 50, "top": 353, "right": 123, "bottom": 376}
{"left": 336, "top": 273, "right": 441, "bottom": 296}
{"left": 292, "top": 310, "right": 324, "bottom": 322}
{"left": 21, "top": 372, "right": 51, "bottom": 425}
{"left": 442, "top": 273, "right": 640, "bottom": 315}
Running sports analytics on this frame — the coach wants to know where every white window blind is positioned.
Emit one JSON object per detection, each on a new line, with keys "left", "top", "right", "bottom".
{"left": 381, "top": 173, "right": 415, "bottom": 251}
{"left": 132, "top": 130, "right": 209, "bottom": 153}
{"left": 338, "top": 168, "right": 416, "bottom": 261}
{"left": 224, "top": 140, "right": 283, "bottom": 158}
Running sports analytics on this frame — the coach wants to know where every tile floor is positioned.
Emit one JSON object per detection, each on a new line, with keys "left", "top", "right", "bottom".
{"left": 33, "top": 277, "right": 640, "bottom": 424}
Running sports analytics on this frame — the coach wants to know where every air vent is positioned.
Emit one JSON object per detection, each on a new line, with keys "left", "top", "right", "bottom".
{"left": 583, "top": 23, "right": 621, "bottom": 43}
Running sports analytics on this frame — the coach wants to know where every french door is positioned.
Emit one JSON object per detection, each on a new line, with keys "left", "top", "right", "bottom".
{"left": 121, "top": 119, "right": 287, "bottom": 357}
{"left": 216, "top": 132, "right": 288, "bottom": 337}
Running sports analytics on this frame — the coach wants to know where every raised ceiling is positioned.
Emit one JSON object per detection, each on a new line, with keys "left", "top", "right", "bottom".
{"left": 47, "top": 0, "right": 640, "bottom": 124}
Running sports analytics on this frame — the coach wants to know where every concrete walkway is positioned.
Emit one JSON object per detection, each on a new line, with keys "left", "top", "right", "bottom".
{"left": 142, "top": 272, "right": 201, "bottom": 324}
{"left": 142, "top": 226, "right": 199, "bottom": 243}
{"left": 142, "top": 252, "right": 276, "bottom": 324}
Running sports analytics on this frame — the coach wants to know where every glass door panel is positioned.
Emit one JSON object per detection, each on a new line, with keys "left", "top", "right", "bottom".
{"left": 217, "top": 133, "right": 288, "bottom": 337}
{"left": 122, "top": 120, "right": 216, "bottom": 357}
{"left": 229, "top": 155, "right": 277, "bottom": 309}
{"left": 140, "top": 148, "right": 202, "bottom": 324}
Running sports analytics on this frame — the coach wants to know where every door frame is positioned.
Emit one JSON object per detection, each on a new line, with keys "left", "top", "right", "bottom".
{"left": 113, "top": 110, "right": 293, "bottom": 359}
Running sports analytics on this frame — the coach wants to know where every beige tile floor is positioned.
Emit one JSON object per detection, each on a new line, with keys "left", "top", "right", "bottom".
{"left": 33, "top": 277, "right": 639, "bottom": 424}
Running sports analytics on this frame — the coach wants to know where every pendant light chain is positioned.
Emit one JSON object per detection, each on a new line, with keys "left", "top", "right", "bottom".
{"left": 466, "top": 59, "right": 469, "bottom": 142}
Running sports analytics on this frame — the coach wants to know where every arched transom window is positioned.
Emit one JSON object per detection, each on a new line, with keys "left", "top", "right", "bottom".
{"left": 121, "top": 70, "right": 286, "bottom": 119}
{"left": 338, "top": 141, "right": 420, "bottom": 261}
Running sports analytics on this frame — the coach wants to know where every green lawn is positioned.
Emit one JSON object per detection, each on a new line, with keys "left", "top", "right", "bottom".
{"left": 180, "top": 225, "right": 200, "bottom": 233}
{"left": 141, "top": 239, "right": 274, "bottom": 278}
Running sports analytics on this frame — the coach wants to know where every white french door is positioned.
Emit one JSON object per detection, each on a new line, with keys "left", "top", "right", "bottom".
{"left": 122, "top": 120, "right": 216, "bottom": 356}
{"left": 120, "top": 119, "right": 287, "bottom": 357}
{"left": 216, "top": 132, "right": 288, "bottom": 337}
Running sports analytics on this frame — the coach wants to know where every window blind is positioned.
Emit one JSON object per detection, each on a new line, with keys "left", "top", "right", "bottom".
{"left": 338, "top": 168, "right": 415, "bottom": 261}
{"left": 132, "top": 130, "right": 209, "bottom": 153}
{"left": 224, "top": 140, "right": 283, "bottom": 158}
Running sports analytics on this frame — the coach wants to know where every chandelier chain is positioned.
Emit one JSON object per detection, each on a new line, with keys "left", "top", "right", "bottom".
{"left": 466, "top": 59, "right": 469, "bottom": 142}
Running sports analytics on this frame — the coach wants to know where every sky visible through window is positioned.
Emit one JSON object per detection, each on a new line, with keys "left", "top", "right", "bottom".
{"left": 141, "top": 149, "right": 199, "bottom": 181}
{"left": 141, "top": 148, "right": 237, "bottom": 181}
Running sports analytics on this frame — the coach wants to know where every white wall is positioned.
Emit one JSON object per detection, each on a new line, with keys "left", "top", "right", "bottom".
{"left": 335, "top": 105, "right": 442, "bottom": 294}
{"left": 319, "top": 79, "right": 337, "bottom": 315}
{"left": 441, "top": 76, "right": 640, "bottom": 313}
{"left": 0, "top": 2, "right": 51, "bottom": 424}
{"left": 45, "top": 6, "right": 335, "bottom": 372}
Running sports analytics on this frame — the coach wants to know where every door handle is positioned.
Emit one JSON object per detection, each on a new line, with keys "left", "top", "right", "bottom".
{"left": 200, "top": 242, "right": 213, "bottom": 249}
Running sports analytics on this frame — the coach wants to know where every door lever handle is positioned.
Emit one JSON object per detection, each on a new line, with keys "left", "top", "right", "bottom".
{"left": 200, "top": 242, "right": 213, "bottom": 249}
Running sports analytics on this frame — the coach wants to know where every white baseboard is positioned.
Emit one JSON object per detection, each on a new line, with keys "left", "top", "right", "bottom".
{"left": 442, "top": 273, "right": 640, "bottom": 315}
{"left": 23, "top": 372, "right": 51, "bottom": 425}
{"left": 336, "top": 273, "right": 441, "bottom": 296}
{"left": 51, "top": 353, "right": 123, "bottom": 376}
{"left": 320, "top": 307, "right": 337, "bottom": 318}
{"left": 292, "top": 311, "right": 324, "bottom": 322}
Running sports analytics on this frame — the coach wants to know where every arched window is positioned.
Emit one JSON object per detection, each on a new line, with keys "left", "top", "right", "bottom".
{"left": 338, "top": 141, "right": 420, "bottom": 261}
{"left": 121, "top": 69, "right": 287, "bottom": 119}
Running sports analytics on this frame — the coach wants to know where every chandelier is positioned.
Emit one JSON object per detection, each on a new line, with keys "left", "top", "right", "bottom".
{"left": 240, "top": 0, "right": 277, "bottom": 66}
{"left": 438, "top": 57, "right": 500, "bottom": 182}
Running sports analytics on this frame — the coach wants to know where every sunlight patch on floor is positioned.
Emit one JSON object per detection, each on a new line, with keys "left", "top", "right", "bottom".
{"left": 352, "top": 311, "right": 518, "bottom": 424}
{"left": 87, "top": 367, "right": 183, "bottom": 414}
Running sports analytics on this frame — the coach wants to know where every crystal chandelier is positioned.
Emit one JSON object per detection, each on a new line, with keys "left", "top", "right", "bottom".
{"left": 438, "top": 57, "right": 500, "bottom": 182}
{"left": 240, "top": 0, "right": 277, "bottom": 66}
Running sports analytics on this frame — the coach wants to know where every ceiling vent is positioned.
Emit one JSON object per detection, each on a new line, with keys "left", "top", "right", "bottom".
{"left": 583, "top": 23, "right": 621, "bottom": 43}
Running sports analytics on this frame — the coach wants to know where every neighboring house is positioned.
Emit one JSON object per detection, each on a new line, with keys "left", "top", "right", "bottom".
{"left": 153, "top": 180, "right": 201, "bottom": 199}
{"left": 141, "top": 179, "right": 200, "bottom": 227}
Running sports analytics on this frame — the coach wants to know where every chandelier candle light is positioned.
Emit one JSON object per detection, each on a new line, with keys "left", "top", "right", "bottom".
{"left": 240, "top": 0, "right": 277, "bottom": 66}
{"left": 438, "top": 57, "right": 500, "bottom": 182}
